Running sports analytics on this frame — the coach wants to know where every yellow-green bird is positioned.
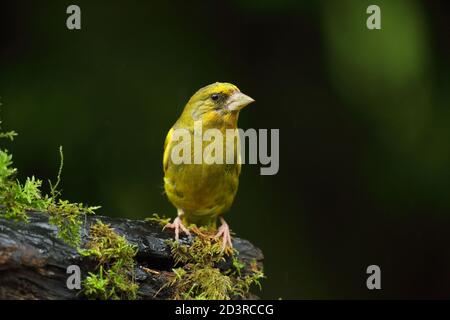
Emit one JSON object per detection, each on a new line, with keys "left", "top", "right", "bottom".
{"left": 163, "top": 82, "right": 254, "bottom": 250}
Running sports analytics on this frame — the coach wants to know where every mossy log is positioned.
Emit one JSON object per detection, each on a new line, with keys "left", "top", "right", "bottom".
{"left": 0, "top": 211, "right": 263, "bottom": 299}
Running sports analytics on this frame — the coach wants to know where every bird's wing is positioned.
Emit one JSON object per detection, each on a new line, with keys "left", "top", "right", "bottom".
{"left": 163, "top": 127, "right": 174, "bottom": 174}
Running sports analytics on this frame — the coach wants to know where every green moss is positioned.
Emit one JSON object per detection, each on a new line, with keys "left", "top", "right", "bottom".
{"left": 78, "top": 220, "right": 139, "bottom": 300}
{"left": 0, "top": 124, "right": 100, "bottom": 246}
{"left": 0, "top": 170, "right": 51, "bottom": 222}
{"left": 48, "top": 200, "right": 100, "bottom": 247}
{"left": 46, "top": 146, "right": 100, "bottom": 246}
{"left": 0, "top": 129, "right": 50, "bottom": 222}
{"left": 163, "top": 230, "right": 264, "bottom": 300}
{"left": 169, "top": 266, "right": 232, "bottom": 300}
{"left": 0, "top": 124, "right": 17, "bottom": 141}
{"left": 145, "top": 213, "right": 171, "bottom": 226}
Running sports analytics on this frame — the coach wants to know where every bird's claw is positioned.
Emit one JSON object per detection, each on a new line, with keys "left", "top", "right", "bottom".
{"left": 215, "top": 219, "right": 233, "bottom": 252}
{"left": 163, "top": 216, "right": 191, "bottom": 241}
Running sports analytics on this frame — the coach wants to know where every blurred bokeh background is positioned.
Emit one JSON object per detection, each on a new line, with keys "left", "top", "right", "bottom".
{"left": 1, "top": 0, "right": 449, "bottom": 298}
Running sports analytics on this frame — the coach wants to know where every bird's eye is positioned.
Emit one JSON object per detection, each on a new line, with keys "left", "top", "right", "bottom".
{"left": 211, "top": 94, "right": 219, "bottom": 101}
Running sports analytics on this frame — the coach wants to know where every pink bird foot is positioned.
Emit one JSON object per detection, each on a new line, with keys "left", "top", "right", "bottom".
{"left": 163, "top": 216, "right": 191, "bottom": 241}
{"left": 215, "top": 217, "right": 233, "bottom": 252}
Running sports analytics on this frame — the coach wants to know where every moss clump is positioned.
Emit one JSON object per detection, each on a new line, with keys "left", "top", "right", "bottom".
{"left": 46, "top": 147, "right": 100, "bottom": 246}
{"left": 0, "top": 129, "right": 17, "bottom": 141}
{"left": 0, "top": 127, "right": 50, "bottom": 222}
{"left": 0, "top": 170, "right": 51, "bottom": 222}
{"left": 0, "top": 123, "right": 100, "bottom": 246}
{"left": 78, "top": 220, "right": 139, "bottom": 300}
{"left": 144, "top": 213, "right": 171, "bottom": 226}
{"left": 163, "top": 228, "right": 264, "bottom": 300}
{"left": 48, "top": 200, "right": 100, "bottom": 247}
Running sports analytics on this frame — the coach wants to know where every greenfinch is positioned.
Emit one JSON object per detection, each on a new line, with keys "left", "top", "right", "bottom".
{"left": 162, "top": 82, "right": 254, "bottom": 250}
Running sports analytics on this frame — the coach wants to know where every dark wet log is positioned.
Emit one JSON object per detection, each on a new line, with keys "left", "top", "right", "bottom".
{"left": 0, "top": 211, "right": 263, "bottom": 300}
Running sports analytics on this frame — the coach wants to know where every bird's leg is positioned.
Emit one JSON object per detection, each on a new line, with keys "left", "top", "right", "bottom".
{"left": 215, "top": 217, "right": 233, "bottom": 252}
{"left": 163, "top": 208, "right": 191, "bottom": 241}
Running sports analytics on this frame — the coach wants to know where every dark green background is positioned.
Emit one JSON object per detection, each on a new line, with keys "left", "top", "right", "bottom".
{"left": 1, "top": 0, "right": 449, "bottom": 298}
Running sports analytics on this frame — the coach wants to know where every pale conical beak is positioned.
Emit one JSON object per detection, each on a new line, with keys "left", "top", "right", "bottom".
{"left": 226, "top": 92, "right": 255, "bottom": 111}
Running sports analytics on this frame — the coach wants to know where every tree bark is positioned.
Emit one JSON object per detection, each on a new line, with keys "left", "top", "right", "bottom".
{"left": 0, "top": 211, "right": 263, "bottom": 300}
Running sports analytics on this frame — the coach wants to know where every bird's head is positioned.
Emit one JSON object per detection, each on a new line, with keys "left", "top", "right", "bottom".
{"left": 179, "top": 82, "right": 254, "bottom": 127}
